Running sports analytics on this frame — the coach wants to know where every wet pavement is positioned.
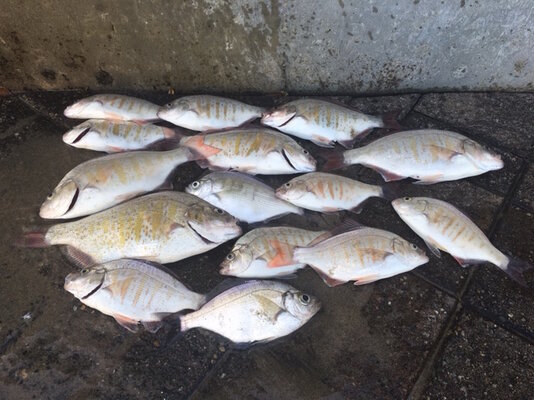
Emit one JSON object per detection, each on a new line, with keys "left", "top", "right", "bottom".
{"left": 0, "top": 91, "right": 533, "bottom": 399}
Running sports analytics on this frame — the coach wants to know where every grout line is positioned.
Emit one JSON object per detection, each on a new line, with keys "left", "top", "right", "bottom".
{"left": 410, "top": 270, "right": 457, "bottom": 299}
{"left": 15, "top": 94, "right": 71, "bottom": 129}
{"left": 407, "top": 159, "right": 530, "bottom": 399}
{"left": 186, "top": 348, "right": 232, "bottom": 400}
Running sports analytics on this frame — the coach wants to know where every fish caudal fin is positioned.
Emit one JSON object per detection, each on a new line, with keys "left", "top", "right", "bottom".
{"left": 503, "top": 258, "right": 534, "bottom": 287}
{"left": 147, "top": 137, "right": 183, "bottom": 151}
{"left": 380, "top": 181, "right": 402, "bottom": 201}
{"left": 321, "top": 150, "right": 346, "bottom": 171}
{"left": 13, "top": 228, "right": 49, "bottom": 248}
{"left": 381, "top": 110, "right": 403, "bottom": 131}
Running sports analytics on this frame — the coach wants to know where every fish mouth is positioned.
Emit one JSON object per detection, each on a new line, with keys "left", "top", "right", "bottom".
{"left": 39, "top": 186, "right": 79, "bottom": 219}
{"left": 187, "top": 221, "right": 217, "bottom": 245}
{"left": 282, "top": 149, "right": 297, "bottom": 170}
{"left": 71, "top": 127, "right": 91, "bottom": 144}
{"left": 82, "top": 278, "right": 104, "bottom": 300}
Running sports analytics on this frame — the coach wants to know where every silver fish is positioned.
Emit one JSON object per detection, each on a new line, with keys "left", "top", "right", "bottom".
{"left": 21, "top": 191, "right": 241, "bottom": 265}
{"left": 179, "top": 128, "right": 316, "bottom": 175}
{"left": 64, "top": 259, "right": 206, "bottom": 333}
{"left": 220, "top": 226, "right": 327, "bottom": 278}
{"left": 261, "top": 98, "right": 398, "bottom": 148}
{"left": 392, "top": 197, "right": 533, "bottom": 285}
{"left": 64, "top": 94, "right": 160, "bottom": 122}
{"left": 158, "top": 95, "right": 265, "bottom": 131}
{"left": 293, "top": 222, "right": 429, "bottom": 286}
{"left": 186, "top": 171, "right": 303, "bottom": 223}
{"left": 62, "top": 119, "right": 177, "bottom": 153}
{"left": 40, "top": 147, "right": 195, "bottom": 219}
{"left": 324, "top": 129, "right": 504, "bottom": 184}
{"left": 275, "top": 172, "right": 385, "bottom": 213}
{"left": 179, "top": 280, "right": 321, "bottom": 345}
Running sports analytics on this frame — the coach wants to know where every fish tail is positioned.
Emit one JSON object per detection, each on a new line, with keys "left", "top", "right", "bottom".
{"left": 14, "top": 228, "right": 50, "bottom": 248}
{"left": 381, "top": 110, "right": 403, "bottom": 131}
{"left": 503, "top": 258, "right": 534, "bottom": 287}
{"left": 146, "top": 128, "right": 187, "bottom": 151}
{"left": 321, "top": 149, "right": 346, "bottom": 171}
{"left": 380, "top": 181, "right": 403, "bottom": 201}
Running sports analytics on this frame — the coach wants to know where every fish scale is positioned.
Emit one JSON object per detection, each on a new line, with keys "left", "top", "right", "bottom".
{"left": 39, "top": 191, "right": 240, "bottom": 264}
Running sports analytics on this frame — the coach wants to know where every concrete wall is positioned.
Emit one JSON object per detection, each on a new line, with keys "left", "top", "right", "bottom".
{"left": 1, "top": 0, "right": 533, "bottom": 93}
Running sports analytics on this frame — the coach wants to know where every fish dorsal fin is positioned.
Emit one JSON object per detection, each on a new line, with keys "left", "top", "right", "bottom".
{"left": 204, "top": 278, "right": 251, "bottom": 303}
{"left": 307, "top": 219, "right": 366, "bottom": 247}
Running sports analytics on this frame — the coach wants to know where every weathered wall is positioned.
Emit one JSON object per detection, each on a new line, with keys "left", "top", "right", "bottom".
{"left": 1, "top": 0, "right": 533, "bottom": 93}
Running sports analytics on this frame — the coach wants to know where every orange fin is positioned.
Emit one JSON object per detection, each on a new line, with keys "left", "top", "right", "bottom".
{"left": 311, "top": 266, "right": 346, "bottom": 287}
{"left": 184, "top": 135, "right": 222, "bottom": 158}
{"left": 113, "top": 314, "right": 139, "bottom": 332}
{"left": 267, "top": 240, "right": 295, "bottom": 267}
{"left": 354, "top": 274, "right": 381, "bottom": 286}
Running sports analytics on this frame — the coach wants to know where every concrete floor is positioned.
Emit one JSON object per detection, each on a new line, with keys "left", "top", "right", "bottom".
{"left": 0, "top": 91, "right": 533, "bottom": 400}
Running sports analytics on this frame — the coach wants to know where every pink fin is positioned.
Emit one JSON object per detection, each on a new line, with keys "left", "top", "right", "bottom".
{"left": 114, "top": 314, "right": 139, "bottom": 332}
{"left": 453, "top": 256, "right": 481, "bottom": 268}
{"left": 354, "top": 274, "right": 381, "bottom": 285}
{"left": 338, "top": 137, "right": 357, "bottom": 149}
{"left": 115, "top": 192, "right": 140, "bottom": 203}
{"left": 184, "top": 135, "right": 222, "bottom": 158}
{"left": 321, "top": 151, "right": 346, "bottom": 171}
{"left": 311, "top": 266, "right": 346, "bottom": 287}
{"left": 363, "top": 164, "right": 405, "bottom": 182}
{"left": 413, "top": 173, "right": 445, "bottom": 185}
{"left": 381, "top": 110, "right": 403, "bottom": 131}
{"left": 14, "top": 228, "right": 49, "bottom": 248}
{"left": 162, "top": 127, "right": 177, "bottom": 138}
{"left": 107, "top": 146, "right": 124, "bottom": 153}
{"left": 142, "top": 320, "right": 164, "bottom": 333}
{"left": 267, "top": 240, "right": 295, "bottom": 267}
{"left": 311, "top": 135, "right": 335, "bottom": 148}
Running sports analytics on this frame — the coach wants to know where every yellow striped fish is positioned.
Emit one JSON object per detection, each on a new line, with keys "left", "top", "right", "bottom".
{"left": 275, "top": 172, "right": 386, "bottom": 213}
{"left": 20, "top": 191, "right": 241, "bottom": 265}
{"left": 179, "top": 128, "right": 316, "bottom": 175}
{"left": 64, "top": 94, "right": 160, "bottom": 122}
{"left": 64, "top": 259, "right": 206, "bottom": 333}
{"left": 158, "top": 95, "right": 265, "bottom": 131}
{"left": 293, "top": 222, "right": 429, "bottom": 286}
{"left": 261, "top": 98, "right": 399, "bottom": 148}
{"left": 220, "top": 226, "right": 327, "bottom": 278}
{"left": 392, "top": 197, "right": 533, "bottom": 285}
{"left": 63, "top": 119, "right": 177, "bottom": 153}
{"left": 40, "top": 147, "right": 196, "bottom": 219}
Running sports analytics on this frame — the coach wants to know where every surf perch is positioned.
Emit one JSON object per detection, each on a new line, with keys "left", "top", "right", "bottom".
{"left": 179, "top": 280, "right": 321, "bottom": 346}
{"left": 158, "top": 95, "right": 265, "bottom": 131}
{"left": 64, "top": 259, "right": 207, "bottom": 333}
{"left": 64, "top": 94, "right": 160, "bottom": 122}
{"left": 392, "top": 196, "right": 533, "bottom": 285}
{"left": 324, "top": 129, "right": 504, "bottom": 184}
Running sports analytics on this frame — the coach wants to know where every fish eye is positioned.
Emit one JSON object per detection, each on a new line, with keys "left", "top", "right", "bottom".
{"left": 226, "top": 253, "right": 235, "bottom": 261}
{"left": 299, "top": 293, "right": 310, "bottom": 305}
{"left": 284, "top": 182, "right": 291, "bottom": 188}
{"left": 411, "top": 244, "right": 418, "bottom": 250}
{"left": 303, "top": 150, "right": 309, "bottom": 155}
{"left": 81, "top": 268, "right": 89, "bottom": 274}
{"left": 191, "top": 181, "right": 200, "bottom": 188}
{"left": 214, "top": 208, "right": 225, "bottom": 215}
{"left": 47, "top": 192, "right": 53, "bottom": 199}
{"left": 404, "top": 197, "right": 411, "bottom": 201}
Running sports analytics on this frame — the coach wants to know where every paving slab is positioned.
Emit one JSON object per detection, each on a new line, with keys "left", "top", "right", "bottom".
{"left": 513, "top": 163, "right": 534, "bottom": 212}
{"left": 414, "top": 92, "right": 534, "bottom": 157}
{"left": 421, "top": 310, "right": 534, "bottom": 399}
{"left": 464, "top": 205, "right": 534, "bottom": 338}
{"left": 193, "top": 269, "right": 455, "bottom": 400}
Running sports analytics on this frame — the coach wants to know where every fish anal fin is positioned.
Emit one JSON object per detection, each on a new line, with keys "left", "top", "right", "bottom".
{"left": 354, "top": 274, "right": 381, "bottom": 285}
{"left": 60, "top": 246, "right": 96, "bottom": 269}
{"left": 267, "top": 240, "right": 295, "bottom": 267}
{"left": 363, "top": 164, "right": 405, "bottom": 182}
{"left": 114, "top": 314, "right": 139, "bottom": 332}
{"left": 142, "top": 320, "right": 164, "bottom": 333}
{"left": 453, "top": 256, "right": 481, "bottom": 268}
{"left": 311, "top": 135, "right": 335, "bottom": 148}
{"left": 413, "top": 173, "right": 445, "bottom": 185}
{"left": 424, "top": 240, "right": 442, "bottom": 258}
{"left": 311, "top": 266, "right": 346, "bottom": 287}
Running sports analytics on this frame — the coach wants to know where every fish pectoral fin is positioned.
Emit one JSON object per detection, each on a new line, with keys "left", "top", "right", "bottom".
{"left": 141, "top": 320, "right": 164, "bottom": 333}
{"left": 427, "top": 145, "right": 462, "bottom": 160}
{"left": 107, "top": 146, "right": 124, "bottom": 153}
{"left": 114, "top": 192, "right": 141, "bottom": 203}
{"left": 113, "top": 314, "right": 139, "bottom": 332}
{"left": 424, "top": 240, "right": 442, "bottom": 258}
{"left": 310, "top": 266, "right": 346, "bottom": 287}
{"left": 453, "top": 256, "right": 482, "bottom": 268}
{"left": 413, "top": 173, "right": 445, "bottom": 185}
{"left": 311, "top": 135, "right": 335, "bottom": 148}
{"left": 338, "top": 137, "right": 357, "bottom": 149}
{"left": 363, "top": 164, "right": 405, "bottom": 182}
{"left": 353, "top": 274, "right": 381, "bottom": 285}
{"left": 267, "top": 240, "right": 295, "bottom": 267}
{"left": 251, "top": 294, "right": 284, "bottom": 321}
{"left": 59, "top": 246, "right": 96, "bottom": 269}
{"left": 186, "top": 135, "right": 222, "bottom": 158}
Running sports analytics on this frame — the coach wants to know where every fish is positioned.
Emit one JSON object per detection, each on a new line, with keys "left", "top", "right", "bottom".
{"left": 275, "top": 172, "right": 387, "bottom": 213}
{"left": 62, "top": 119, "right": 178, "bottom": 153}
{"left": 220, "top": 226, "right": 327, "bottom": 278}
{"left": 185, "top": 171, "right": 303, "bottom": 223}
{"left": 323, "top": 129, "right": 504, "bottom": 184}
{"left": 179, "top": 128, "right": 316, "bottom": 175}
{"left": 261, "top": 98, "right": 400, "bottom": 148}
{"left": 64, "top": 259, "right": 206, "bottom": 333}
{"left": 179, "top": 280, "right": 321, "bottom": 345}
{"left": 392, "top": 197, "right": 533, "bottom": 285}
{"left": 293, "top": 221, "right": 429, "bottom": 286}
{"left": 19, "top": 191, "right": 242, "bottom": 265}
{"left": 157, "top": 95, "right": 266, "bottom": 131}
{"left": 40, "top": 147, "right": 196, "bottom": 219}
{"left": 64, "top": 94, "right": 160, "bottom": 122}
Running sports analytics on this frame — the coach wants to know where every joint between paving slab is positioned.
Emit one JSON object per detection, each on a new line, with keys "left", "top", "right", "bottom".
{"left": 15, "top": 94, "right": 71, "bottom": 130}
{"left": 186, "top": 348, "right": 232, "bottom": 399}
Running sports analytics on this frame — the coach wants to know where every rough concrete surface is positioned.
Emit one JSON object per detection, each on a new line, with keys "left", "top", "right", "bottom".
{"left": 0, "top": 91, "right": 533, "bottom": 400}
{"left": 1, "top": 1, "right": 534, "bottom": 92}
